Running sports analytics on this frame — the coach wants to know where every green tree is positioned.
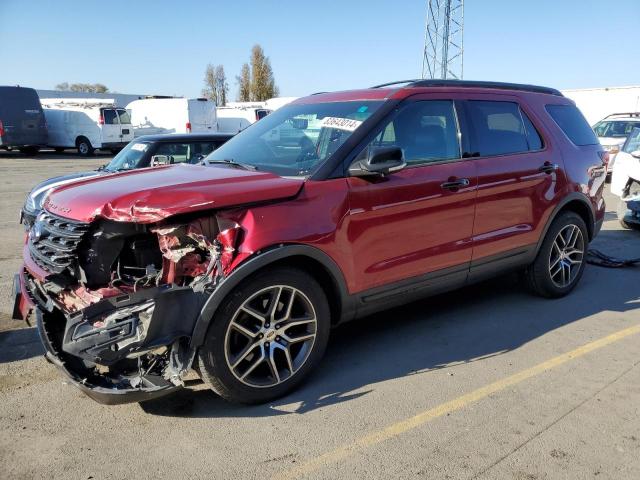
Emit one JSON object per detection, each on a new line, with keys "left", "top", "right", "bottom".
{"left": 236, "top": 63, "right": 251, "bottom": 102}
{"left": 249, "top": 44, "right": 278, "bottom": 101}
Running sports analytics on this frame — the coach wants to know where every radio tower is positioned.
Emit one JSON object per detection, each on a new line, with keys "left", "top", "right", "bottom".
{"left": 422, "top": 0, "right": 464, "bottom": 80}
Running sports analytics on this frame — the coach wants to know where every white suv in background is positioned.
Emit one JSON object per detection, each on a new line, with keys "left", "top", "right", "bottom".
{"left": 592, "top": 112, "right": 640, "bottom": 174}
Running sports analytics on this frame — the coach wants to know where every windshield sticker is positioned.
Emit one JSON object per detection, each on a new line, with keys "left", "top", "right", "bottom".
{"left": 357, "top": 106, "right": 369, "bottom": 113}
{"left": 320, "top": 117, "right": 363, "bottom": 132}
{"left": 131, "top": 143, "right": 148, "bottom": 152}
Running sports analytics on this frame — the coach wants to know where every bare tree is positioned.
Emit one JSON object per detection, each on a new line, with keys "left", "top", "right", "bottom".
{"left": 60, "top": 82, "right": 110, "bottom": 93}
{"left": 202, "top": 63, "right": 228, "bottom": 106}
{"left": 54, "top": 82, "right": 69, "bottom": 91}
{"left": 236, "top": 63, "right": 251, "bottom": 102}
{"left": 215, "top": 65, "right": 228, "bottom": 106}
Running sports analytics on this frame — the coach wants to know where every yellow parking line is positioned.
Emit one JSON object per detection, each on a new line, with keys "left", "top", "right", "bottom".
{"left": 274, "top": 323, "right": 640, "bottom": 480}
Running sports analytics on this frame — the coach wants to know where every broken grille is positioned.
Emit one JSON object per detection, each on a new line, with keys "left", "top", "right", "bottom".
{"left": 28, "top": 211, "right": 89, "bottom": 275}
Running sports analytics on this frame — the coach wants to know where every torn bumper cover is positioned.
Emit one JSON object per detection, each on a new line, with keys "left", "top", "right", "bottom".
{"left": 31, "top": 277, "right": 208, "bottom": 404}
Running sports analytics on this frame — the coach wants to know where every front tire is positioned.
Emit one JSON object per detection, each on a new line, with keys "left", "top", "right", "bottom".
{"left": 525, "top": 211, "right": 588, "bottom": 298}
{"left": 197, "top": 267, "right": 330, "bottom": 404}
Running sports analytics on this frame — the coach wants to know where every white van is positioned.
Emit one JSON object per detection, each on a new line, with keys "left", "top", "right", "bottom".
{"left": 41, "top": 98, "right": 134, "bottom": 156}
{"left": 216, "top": 103, "right": 272, "bottom": 133}
{"left": 126, "top": 97, "right": 217, "bottom": 137}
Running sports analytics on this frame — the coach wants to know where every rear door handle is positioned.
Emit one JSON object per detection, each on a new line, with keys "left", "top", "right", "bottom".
{"left": 539, "top": 162, "right": 559, "bottom": 174}
{"left": 440, "top": 178, "right": 470, "bottom": 191}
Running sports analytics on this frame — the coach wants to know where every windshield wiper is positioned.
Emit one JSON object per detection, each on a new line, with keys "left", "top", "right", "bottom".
{"left": 203, "top": 159, "right": 258, "bottom": 171}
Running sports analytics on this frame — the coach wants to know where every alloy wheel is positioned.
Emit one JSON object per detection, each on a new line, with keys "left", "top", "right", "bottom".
{"left": 224, "top": 285, "right": 317, "bottom": 388}
{"left": 548, "top": 224, "right": 585, "bottom": 288}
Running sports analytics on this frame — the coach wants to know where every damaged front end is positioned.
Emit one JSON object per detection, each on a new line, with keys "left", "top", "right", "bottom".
{"left": 19, "top": 211, "right": 241, "bottom": 404}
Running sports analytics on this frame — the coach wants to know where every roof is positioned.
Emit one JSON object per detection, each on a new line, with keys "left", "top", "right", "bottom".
{"left": 133, "top": 132, "right": 235, "bottom": 142}
{"left": 295, "top": 79, "right": 563, "bottom": 104}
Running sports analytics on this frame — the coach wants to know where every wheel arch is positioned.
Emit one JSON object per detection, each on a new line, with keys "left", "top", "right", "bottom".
{"left": 536, "top": 193, "right": 596, "bottom": 255}
{"left": 190, "top": 244, "right": 354, "bottom": 347}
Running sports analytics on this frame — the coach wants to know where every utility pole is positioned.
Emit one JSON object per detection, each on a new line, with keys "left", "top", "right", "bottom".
{"left": 422, "top": 0, "right": 464, "bottom": 80}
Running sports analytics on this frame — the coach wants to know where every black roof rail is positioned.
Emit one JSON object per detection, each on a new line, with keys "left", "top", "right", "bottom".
{"left": 371, "top": 79, "right": 563, "bottom": 96}
{"left": 371, "top": 80, "right": 423, "bottom": 88}
{"left": 310, "top": 91, "right": 328, "bottom": 96}
{"left": 603, "top": 112, "right": 640, "bottom": 119}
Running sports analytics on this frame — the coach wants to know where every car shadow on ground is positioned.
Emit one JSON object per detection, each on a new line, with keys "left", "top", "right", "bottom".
{"left": 140, "top": 251, "right": 639, "bottom": 418}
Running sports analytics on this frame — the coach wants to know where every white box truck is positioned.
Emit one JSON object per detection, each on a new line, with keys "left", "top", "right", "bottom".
{"left": 126, "top": 97, "right": 217, "bottom": 137}
{"left": 41, "top": 98, "right": 134, "bottom": 156}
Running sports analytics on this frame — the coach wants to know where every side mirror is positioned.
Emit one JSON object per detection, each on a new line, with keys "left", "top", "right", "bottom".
{"left": 151, "top": 154, "right": 171, "bottom": 166}
{"left": 349, "top": 146, "right": 406, "bottom": 177}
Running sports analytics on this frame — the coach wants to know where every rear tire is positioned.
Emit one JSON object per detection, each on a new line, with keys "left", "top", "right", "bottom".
{"left": 197, "top": 267, "right": 330, "bottom": 404}
{"left": 76, "top": 137, "right": 94, "bottom": 156}
{"left": 525, "top": 211, "right": 588, "bottom": 298}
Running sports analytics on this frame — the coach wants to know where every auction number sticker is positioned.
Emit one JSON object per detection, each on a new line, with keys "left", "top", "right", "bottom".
{"left": 131, "top": 143, "right": 148, "bottom": 152}
{"left": 320, "top": 117, "right": 363, "bottom": 132}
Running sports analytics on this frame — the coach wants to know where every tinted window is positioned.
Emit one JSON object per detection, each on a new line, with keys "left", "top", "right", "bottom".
{"left": 467, "top": 101, "right": 529, "bottom": 156}
{"left": 367, "top": 100, "right": 460, "bottom": 166}
{"left": 117, "top": 109, "right": 131, "bottom": 124}
{"left": 256, "top": 109, "right": 270, "bottom": 120}
{"left": 103, "top": 109, "right": 118, "bottom": 125}
{"left": 546, "top": 104, "right": 598, "bottom": 146}
{"left": 522, "top": 111, "right": 543, "bottom": 150}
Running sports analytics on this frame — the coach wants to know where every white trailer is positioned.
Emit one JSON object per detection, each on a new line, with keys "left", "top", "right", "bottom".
{"left": 126, "top": 97, "right": 217, "bottom": 137}
{"left": 562, "top": 86, "right": 640, "bottom": 125}
{"left": 40, "top": 98, "right": 134, "bottom": 156}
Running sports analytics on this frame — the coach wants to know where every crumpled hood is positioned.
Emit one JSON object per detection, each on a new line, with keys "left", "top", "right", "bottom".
{"left": 44, "top": 164, "right": 304, "bottom": 223}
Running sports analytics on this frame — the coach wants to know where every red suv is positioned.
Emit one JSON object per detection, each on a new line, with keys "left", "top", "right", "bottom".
{"left": 13, "top": 80, "right": 607, "bottom": 405}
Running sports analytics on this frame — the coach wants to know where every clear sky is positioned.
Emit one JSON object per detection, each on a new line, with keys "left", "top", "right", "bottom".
{"left": 1, "top": 0, "right": 638, "bottom": 99}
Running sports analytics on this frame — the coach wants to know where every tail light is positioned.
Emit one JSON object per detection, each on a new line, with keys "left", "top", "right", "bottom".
{"left": 255, "top": 111, "right": 260, "bottom": 121}
{"left": 186, "top": 122, "right": 192, "bottom": 133}
{"left": 0, "top": 119, "right": 4, "bottom": 137}
{"left": 98, "top": 115, "right": 105, "bottom": 125}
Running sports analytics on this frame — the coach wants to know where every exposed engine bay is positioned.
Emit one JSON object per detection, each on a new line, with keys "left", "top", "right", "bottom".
{"left": 22, "top": 211, "right": 241, "bottom": 403}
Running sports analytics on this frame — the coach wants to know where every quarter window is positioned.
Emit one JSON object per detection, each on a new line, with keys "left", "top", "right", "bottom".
{"left": 466, "top": 101, "right": 530, "bottom": 156}
{"left": 366, "top": 100, "right": 461, "bottom": 166}
{"left": 545, "top": 104, "right": 598, "bottom": 146}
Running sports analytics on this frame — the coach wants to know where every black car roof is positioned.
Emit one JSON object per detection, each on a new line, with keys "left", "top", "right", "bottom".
{"left": 134, "top": 132, "right": 235, "bottom": 143}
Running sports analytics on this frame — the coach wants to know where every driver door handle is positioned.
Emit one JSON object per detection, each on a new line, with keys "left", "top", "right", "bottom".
{"left": 440, "top": 178, "right": 470, "bottom": 191}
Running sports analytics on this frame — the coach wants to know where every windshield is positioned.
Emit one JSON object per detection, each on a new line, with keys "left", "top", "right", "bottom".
{"left": 622, "top": 127, "right": 640, "bottom": 154}
{"left": 105, "top": 142, "right": 150, "bottom": 171}
{"left": 593, "top": 120, "right": 640, "bottom": 138}
{"left": 204, "top": 101, "right": 383, "bottom": 176}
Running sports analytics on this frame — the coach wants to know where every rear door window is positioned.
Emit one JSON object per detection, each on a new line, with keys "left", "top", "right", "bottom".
{"left": 102, "top": 109, "right": 118, "bottom": 125}
{"left": 545, "top": 104, "right": 598, "bottom": 146}
{"left": 465, "top": 101, "right": 530, "bottom": 156}
{"left": 116, "top": 109, "right": 131, "bottom": 124}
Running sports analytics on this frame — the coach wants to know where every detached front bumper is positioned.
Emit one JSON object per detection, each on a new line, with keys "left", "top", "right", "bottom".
{"left": 16, "top": 267, "right": 207, "bottom": 404}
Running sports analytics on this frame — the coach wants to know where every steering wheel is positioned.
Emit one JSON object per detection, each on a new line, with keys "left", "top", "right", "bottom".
{"left": 296, "top": 135, "right": 318, "bottom": 163}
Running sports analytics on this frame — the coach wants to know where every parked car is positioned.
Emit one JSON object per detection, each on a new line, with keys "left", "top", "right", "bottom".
{"left": 217, "top": 104, "right": 272, "bottom": 133}
{"left": 592, "top": 112, "right": 640, "bottom": 174}
{"left": 0, "top": 86, "right": 47, "bottom": 154}
{"left": 41, "top": 98, "right": 134, "bottom": 156}
{"left": 610, "top": 126, "right": 640, "bottom": 229}
{"left": 20, "top": 132, "right": 234, "bottom": 226}
{"left": 126, "top": 97, "right": 217, "bottom": 137}
{"left": 13, "top": 80, "right": 607, "bottom": 406}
